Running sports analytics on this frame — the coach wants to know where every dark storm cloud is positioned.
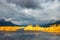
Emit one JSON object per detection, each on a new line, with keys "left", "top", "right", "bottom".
{"left": 7, "top": 0, "right": 42, "bottom": 9}
{"left": 0, "top": 0, "right": 60, "bottom": 25}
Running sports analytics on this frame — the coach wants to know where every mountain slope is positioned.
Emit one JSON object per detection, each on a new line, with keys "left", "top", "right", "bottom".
{"left": 0, "top": 19, "right": 17, "bottom": 26}
{"left": 41, "top": 21, "right": 60, "bottom": 27}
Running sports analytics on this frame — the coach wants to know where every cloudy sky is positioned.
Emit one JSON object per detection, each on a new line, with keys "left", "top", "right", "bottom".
{"left": 0, "top": 0, "right": 60, "bottom": 25}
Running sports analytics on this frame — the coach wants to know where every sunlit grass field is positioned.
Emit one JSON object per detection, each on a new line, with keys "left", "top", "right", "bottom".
{"left": 0, "top": 24, "right": 60, "bottom": 34}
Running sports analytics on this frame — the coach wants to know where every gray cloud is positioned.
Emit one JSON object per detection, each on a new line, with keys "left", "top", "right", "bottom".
{"left": 7, "top": 0, "right": 43, "bottom": 9}
{"left": 0, "top": 0, "right": 60, "bottom": 25}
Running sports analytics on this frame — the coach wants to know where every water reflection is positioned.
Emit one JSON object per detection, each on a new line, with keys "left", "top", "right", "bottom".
{"left": 0, "top": 32, "right": 60, "bottom": 40}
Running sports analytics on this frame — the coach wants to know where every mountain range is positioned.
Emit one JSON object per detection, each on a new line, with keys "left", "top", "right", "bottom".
{"left": 41, "top": 21, "right": 60, "bottom": 27}
{"left": 0, "top": 19, "right": 17, "bottom": 26}
{"left": 0, "top": 19, "right": 60, "bottom": 27}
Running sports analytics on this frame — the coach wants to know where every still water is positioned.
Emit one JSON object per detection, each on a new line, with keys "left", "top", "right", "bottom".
{"left": 0, "top": 32, "right": 60, "bottom": 40}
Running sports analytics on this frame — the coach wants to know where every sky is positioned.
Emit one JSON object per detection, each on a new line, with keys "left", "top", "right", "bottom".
{"left": 0, "top": 0, "right": 60, "bottom": 25}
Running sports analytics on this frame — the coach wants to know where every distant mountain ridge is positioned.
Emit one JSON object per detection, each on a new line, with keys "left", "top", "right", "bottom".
{"left": 0, "top": 19, "right": 60, "bottom": 26}
{"left": 0, "top": 19, "right": 17, "bottom": 26}
{"left": 41, "top": 21, "right": 60, "bottom": 27}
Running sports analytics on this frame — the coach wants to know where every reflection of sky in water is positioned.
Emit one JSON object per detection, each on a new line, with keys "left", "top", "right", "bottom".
{"left": 0, "top": 32, "right": 60, "bottom": 40}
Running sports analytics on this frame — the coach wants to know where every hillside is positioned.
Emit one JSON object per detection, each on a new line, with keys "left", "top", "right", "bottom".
{"left": 0, "top": 19, "right": 17, "bottom": 26}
